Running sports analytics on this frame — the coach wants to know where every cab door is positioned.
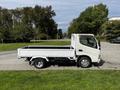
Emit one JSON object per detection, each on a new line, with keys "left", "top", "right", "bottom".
{"left": 76, "top": 35, "right": 100, "bottom": 62}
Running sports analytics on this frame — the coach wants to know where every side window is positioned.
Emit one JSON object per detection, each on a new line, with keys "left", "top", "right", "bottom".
{"left": 80, "top": 35, "right": 97, "bottom": 49}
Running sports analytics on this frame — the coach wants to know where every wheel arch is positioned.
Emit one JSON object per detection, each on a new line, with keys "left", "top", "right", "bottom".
{"left": 77, "top": 55, "right": 92, "bottom": 62}
{"left": 30, "top": 56, "right": 49, "bottom": 62}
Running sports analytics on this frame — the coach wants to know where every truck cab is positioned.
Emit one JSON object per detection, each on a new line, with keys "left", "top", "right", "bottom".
{"left": 71, "top": 34, "right": 101, "bottom": 67}
{"left": 18, "top": 34, "right": 101, "bottom": 69}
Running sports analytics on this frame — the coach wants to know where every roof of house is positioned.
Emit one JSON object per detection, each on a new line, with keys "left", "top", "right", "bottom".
{"left": 109, "top": 17, "right": 120, "bottom": 21}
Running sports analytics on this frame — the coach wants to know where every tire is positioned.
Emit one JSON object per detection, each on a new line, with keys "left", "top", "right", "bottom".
{"left": 77, "top": 57, "right": 91, "bottom": 68}
{"left": 33, "top": 58, "right": 46, "bottom": 69}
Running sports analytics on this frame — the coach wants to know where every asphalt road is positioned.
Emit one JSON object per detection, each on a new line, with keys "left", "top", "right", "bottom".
{"left": 0, "top": 42, "right": 120, "bottom": 70}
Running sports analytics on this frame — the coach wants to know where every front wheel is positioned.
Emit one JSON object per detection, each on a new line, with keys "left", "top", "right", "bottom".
{"left": 77, "top": 57, "right": 91, "bottom": 68}
{"left": 33, "top": 58, "right": 46, "bottom": 69}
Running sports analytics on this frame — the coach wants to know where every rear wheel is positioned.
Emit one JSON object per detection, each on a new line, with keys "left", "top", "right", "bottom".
{"left": 77, "top": 57, "right": 91, "bottom": 68}
{"left": 34, "top": 58, "right": 46, "bottom": 69}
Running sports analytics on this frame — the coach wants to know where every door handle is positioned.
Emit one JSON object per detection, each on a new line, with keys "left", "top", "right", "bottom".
{"left": 79, "top": 49, "right": 83, "bottom": 52}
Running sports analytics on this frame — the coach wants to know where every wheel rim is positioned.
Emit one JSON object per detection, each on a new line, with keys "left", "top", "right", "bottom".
{"left": 81, "top": 59, "right": 90, "bottom": 67}
{"left": 36, "top": 61, "right": 43, "bottom": 68}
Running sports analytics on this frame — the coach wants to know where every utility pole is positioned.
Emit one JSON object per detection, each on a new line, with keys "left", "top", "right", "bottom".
{"left": 12, "top": 14, "right": 15, "bottom": 29}
{"left": 1, "top": 39, "right": 3, "bottom": 44}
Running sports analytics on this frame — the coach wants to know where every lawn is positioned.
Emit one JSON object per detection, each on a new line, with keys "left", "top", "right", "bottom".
{"left": 0, "top": 41, "right": 70, "bottom": 52}
{"left": 0, "top": 70, "right": 120, "bottom": 90}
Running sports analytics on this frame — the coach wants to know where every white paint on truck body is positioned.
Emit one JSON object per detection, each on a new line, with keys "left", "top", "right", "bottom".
{"left": 18, "top": 48, "right": 74, "bottom": 58}
{"left": 18, "top": 34, "right": 101, "bottom": 63}
{"left": 72, "top": 34, "right": 100, "bottom": 62}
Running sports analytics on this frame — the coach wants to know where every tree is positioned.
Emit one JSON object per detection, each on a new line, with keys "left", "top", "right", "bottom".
{"left": 0, "top": 5, "right": 58, "bottom": 42}
{"left": 33, "top": 5, "right": 57, "bottom": 39}
{"left": 101, "top": 20, "right": 120, "bottom": 40}
{"left": 0, "top": 27, "right": 4, "bottom": 43}
{"left": 68, "top": 3, "right": 108, "bottom": 37}
{"left": 11, "top": 23, "right": 34, "bottom": 42}
{"left": 57, "top": 29, "right": 63, "bottom": 39}
{"left": 0, "top": 8, "right": 13, "bottom": 42}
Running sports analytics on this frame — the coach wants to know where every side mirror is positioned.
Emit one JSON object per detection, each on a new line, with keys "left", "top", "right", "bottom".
{"left": 98, "top": 40, "right": 101, "bottom": 50}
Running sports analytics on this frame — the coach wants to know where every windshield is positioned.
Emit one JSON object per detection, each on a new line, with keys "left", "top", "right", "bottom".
{"left": 80, "top": 35, "right": 97, "bottom": 49}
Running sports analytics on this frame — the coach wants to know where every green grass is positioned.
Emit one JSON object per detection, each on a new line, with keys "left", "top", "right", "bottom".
{"left": 0, "top": 70, "right": 120, "bottom": 90}
{"left": 0, "top": 41, "right": 70, "bottom": 52}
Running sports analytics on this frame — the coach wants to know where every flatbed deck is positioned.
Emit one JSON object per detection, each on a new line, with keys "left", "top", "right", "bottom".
{"left": 23, "top": 46, "right": 73, "bottom": 49}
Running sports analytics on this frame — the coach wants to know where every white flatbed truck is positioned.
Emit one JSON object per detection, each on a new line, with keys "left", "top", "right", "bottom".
{"left": 17, "top": 34, "right": 101, "bottom": 69}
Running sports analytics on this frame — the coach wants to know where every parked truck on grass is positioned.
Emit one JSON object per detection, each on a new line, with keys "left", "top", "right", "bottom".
{"left": 17, "top": 34, "right": 101, "bottom": 69}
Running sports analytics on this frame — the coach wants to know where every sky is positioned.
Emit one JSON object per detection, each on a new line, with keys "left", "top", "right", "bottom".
{"left": 0, "top": 0, "right": 120, "bottom": 32}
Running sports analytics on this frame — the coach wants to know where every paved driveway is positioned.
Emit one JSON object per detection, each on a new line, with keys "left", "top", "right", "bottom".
{"left": 0, "top": 42, "right": 120, "bottom": 70}
{"left": 100, "top": 42, "right": 120, "bottom": 69}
